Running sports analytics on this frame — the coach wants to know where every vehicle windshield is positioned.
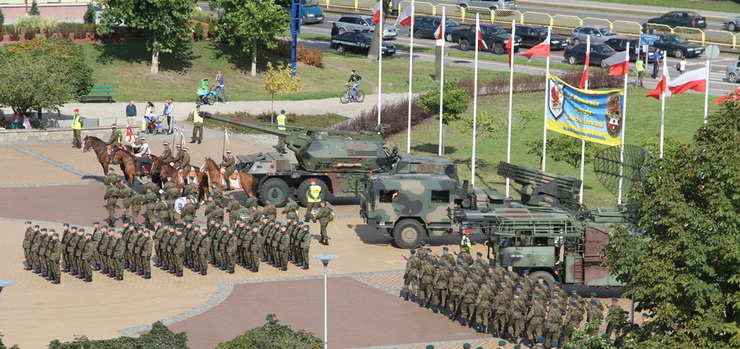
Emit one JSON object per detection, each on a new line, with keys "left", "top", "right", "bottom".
{"left": 446, "top": 19, "right": 459, "bottom": 27}
{"left": 668, "top": 35, "right": 688, "bottom": 44}
{"left": 592, "top": 44, "right": 615, "bottom": 54}
{"left": 598, "top": 28, "right": 617, "bottom": 36}
{"left": 533, "top": 27, "right": 548, "bottom": 36}
{"left": 302, "top": 0, "right": 318, "bottom": 6}
{"left": 485, "top": 26, "right": 507, "bottom": 35}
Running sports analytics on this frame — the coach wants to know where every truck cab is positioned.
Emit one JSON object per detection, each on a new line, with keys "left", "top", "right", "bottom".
{"left": 300, "top": 0, "right": 324, "bottom": 24}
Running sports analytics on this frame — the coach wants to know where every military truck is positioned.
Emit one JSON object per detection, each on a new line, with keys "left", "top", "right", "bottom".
{"left": 203, "top": 114, "right": 456, "bottom": 206}
{"left": 360, "top": 162, "right": 630, "bottom": 287}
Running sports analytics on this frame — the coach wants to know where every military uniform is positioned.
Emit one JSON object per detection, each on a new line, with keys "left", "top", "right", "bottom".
{"left": 527, "top": 298, "right": 547, "bottom": 343}
{"left": 298, "top": 225, "right": 311, "bottom": 269}
{"left": 459, "top": 277, "right": 480, "bottom": 325}
{"left": 402, "top": 250, "right": 422, "bottom": 300}
{"left": 263, "top": 202, "right": 277, "bottom": 221}
{"left": 304, "top": 180, "right": 322, "bottom": 222}
{"left": 104, "top": 183, "right": 120, "bottom": 226}
{"left": 563, "top": 301, "right": 584, "bottom": 343}
{"left": 277, "top": 226, "right": 290, "bottom": 271}
{"left": 48, "top": 233, "right": 62, "bottom": 284}
{"left": 22, "top": 222, "right": 34, "bottom": 269}
{"left": 112, "top": 232, "right": 126, "bottom": 280}
{"left": 283, "top": 197, "right": 299, "bottom": 219}
{"left": 128, "top": 192, "right": 143, "bottom": 224}
{"left": 605, "top": 299, "right": 626, "bottom": 339}
{"left": 545, "top": 304, "right": 563, "bottom": 345}
{"left": 196, "top": 229, "right": 211, "bottom": 275}
{"left": 474, "top": 280, "right": 495, "bottom": 332}
{"left": 220, "top": 153, "right": 236, "bottom": 190}
{"left": 247, "top": 226, "right": 263, "bottom": 272}
{"left": 315, "top": 203, "right": 333, "bottom": 245}
{"left": 447, "top": 269, "right": 465, "bottom": 317}
{"left": 223, "top": 229, "right": 238, "bottom": 273}
{"left": 181, "top": 200, "right": 197, "bottom": 223}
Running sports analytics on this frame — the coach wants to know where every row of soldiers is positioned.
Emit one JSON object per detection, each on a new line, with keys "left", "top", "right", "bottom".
{"left": 401, "top": 243, "right": 628, "bottom": 348}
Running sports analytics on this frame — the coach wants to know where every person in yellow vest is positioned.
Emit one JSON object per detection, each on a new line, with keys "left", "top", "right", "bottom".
{"left": 71, "top": 109, "right": 83, "bottom": 148}
{"left": 276, "top": 109, "right": 287, "bottom": 154}
{"left": 190, "top": 104, "right": 204, "bottom": 144}
{"left": 304, "top": 178, "right": 322, "bottom": 223}
{"left": 460, "top": 229, "right": 472, "bottom": 253}
{"left": 635, "top": 57, "right": 645, "bottom": 88}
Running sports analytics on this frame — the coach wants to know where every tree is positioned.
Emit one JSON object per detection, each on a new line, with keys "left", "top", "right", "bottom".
{"left": 458, "top": 104, "right": 536, "bottom": 139}
{"left": 367, "top": 0, "right": 389, "bottom": 61}
{"left": 0, "top": 8, "right": 5, "bottom": 28}
{"left": 83, "top": 2, "right": 96, "bottom": 25}
{"left": 262, "top": 62, "right": 303, "bottom": 123}
{"left": 47, "top": 322, "right": 188, "bottom": 348}
{"left": 525, "top": 135, "right": 602, "bottom": 175}
{"left": 0, "top": 39, "right": 93, "bottom": 117}
{"left": 602, "top": 95, "right": 740, "bottom": 348}
{"left": 98, "top": 0, "right": 194, "bottom": 74}
{"left": 418, "top": 80, "right": 470, "bottom": 125}
{"left": 212, "top": 0, "right": 289, "bottom": 77}
{"left": 28, "top": 0, "right": 40, "bottom": 16}
{"left": 216, "top": 314, "right": 323, "bottom": 349}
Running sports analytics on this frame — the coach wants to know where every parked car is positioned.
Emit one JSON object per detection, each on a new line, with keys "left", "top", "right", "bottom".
{"left": 513, "top": 25, "right": 568, "bottom": 50}
{"left": 726, "top": 60, "right": 740, "bottom": 83}
{"left": 456, "top": 0, "right": 516, "bottom": 11}
{"left": 724, "top": 16, "right": 740, "bottom": 32}
{"left": 449, "top": 24, "right": 521, "bottom": 54}
{"left": 335, "top": 15, "right": 398, "bottom": 39}
{"left": 604, "top": 38, "right": 655, "bottom": 62}
{"left": 330, "top": 32, "right": 396, "bottom": 56}
{"left": 651, "top": 34, "right": 703, "bottom": 58}
{"left": 563, "top": 43, "right": 617, "bottom": 67}
{"left": 299, "top": 0, "right": 324, "bottom": 24}
{"left": 412, "top": 15, "right": 466, "bottom": 41}
{"left": 570, "top": 26, "right": 626, "bottom": 45}
{"left": 647, "top": 11, "right": 706, "bottom": 29}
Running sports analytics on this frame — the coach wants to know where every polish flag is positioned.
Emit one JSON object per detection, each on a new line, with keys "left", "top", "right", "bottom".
{"left": 434, "top": 18, "right": 444, "bottom": 41}
{"left": 506, "top": 23, "right": 516, "bottom": 67}
{"left": 667, "top": 67, "right": 707, "bottom": 95}
{"left": 394, "top": 5, "right": 414, "bottom": 27}
{"left": 713, "top": 88, "right": 740, "bottom": 105}
{"left": 646, "top": 62, "right": 671, "bottom": 99}
{"left": 579, "top": 39, "right": 590, "bottom": 89}
{"left": 522, "top": 31, "right": 550, "bottom": 61}
{"left": 371, "top": 1, "right": 382, "bottom": 24}
{"left": 604, "top": 50, "right": 629, "bottom": 76}
{"left": 475, "top": 22, "right": 488, "bottom": 51}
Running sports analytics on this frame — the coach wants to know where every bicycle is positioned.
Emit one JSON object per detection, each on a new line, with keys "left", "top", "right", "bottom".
{"left": 339, "top": 84, "right": 365, "bottom": 104}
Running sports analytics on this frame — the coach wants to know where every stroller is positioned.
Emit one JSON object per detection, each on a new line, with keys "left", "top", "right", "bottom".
{"left": 196, "top": 78, "right": 217, "bottom": 106}
{"left": 145, "top": 114, "right": 164, "bottom": 134}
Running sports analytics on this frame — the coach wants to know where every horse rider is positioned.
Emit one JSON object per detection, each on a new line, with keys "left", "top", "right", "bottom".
{"left": 160, "top": 142, "right": 174, "bottom": 163}
{"left": 173, "top": 144, "right": 184, "bottom": 165}
{"left": 175, "top": 147, "right": 192, "bottom": 176}
{"left": 220, "top": 149, "right": 235, "bottom": 190}
{"left": 133, "top": 137, "right": 151, "bottom": 158}
{"left": 106, "top": 123, "right": 122, "bottom": 153}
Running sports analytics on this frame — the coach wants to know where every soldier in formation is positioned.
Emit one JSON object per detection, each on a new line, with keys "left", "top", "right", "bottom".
{"left": 400, "top": 244, "right": 614, "bottom": 348}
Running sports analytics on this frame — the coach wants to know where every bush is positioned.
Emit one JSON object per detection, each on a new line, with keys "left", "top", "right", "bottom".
{"left": 457, "top": 69, "right": 622, "bottom": 98}
{"left": 418, "top": 80, "right": 471, "bottom": 124}
{"left": 83, "top": 2, "right": 95, "bottom": 25}
{"left": 334, "top": 96, "right": 432, "bottom": 136}
{"left": 15, "top": 15, "right": 57, "bottom": 33}
{"left": 73, "top": 27, "right": 86, "bottom": 39}
{"left": 0, "top": 8, "right": 5, "bottom": 28}
{"left": 217, "top": 314, "right": 322, "bottom": 349}
{"left": 44, "top": 26, "right": 54, "bottom": 39}
{"left": 194, "top": 22, "right": 204, "bottom": 41}
{"left": 24, "top": 28, "right": 36, "bottom": 40}
{"left": 59, "top": 25, "right": 70, "bottom": 39}
{"left": 191, "top": 7, "right": 217, "bottom": 23}
{"left": 297, "top": 44, "right": 323, "bottom": 67}
{"left": 9, "top": 26, "right": 19, "bottom": 41}
{"left": 47, "top": 322, "right": 188, "bottom": 349}
{"left": 29, "top": 0, "right": 40, "bottom": 16}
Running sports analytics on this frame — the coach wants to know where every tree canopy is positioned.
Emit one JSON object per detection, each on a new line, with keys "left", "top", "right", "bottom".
{"left": 98, "top": 0, "right": 194, "bottom": 74}
{"left": 602, "top": 94, "right": 740, "bottom": 348}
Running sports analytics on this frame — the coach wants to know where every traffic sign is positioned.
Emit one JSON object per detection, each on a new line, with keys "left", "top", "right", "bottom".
{"left": 639, "top": 34, "right": 660, "bottom": 46}
{"left": 705, "top": 45, "right": 720, "bottom": 60}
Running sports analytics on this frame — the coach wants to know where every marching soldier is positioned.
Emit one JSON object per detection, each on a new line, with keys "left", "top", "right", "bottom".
{"left": 263, "top": 200, "right": 277, "bottom": 221}
{"left": 48, "top": 231, "right": 62, "bottom": 284}
{"left": 144, "top": 187, "right": 157, "bottom": 228}
{"left": 220, "top": 150, "right": 236, "bottom": 190}
{"left": 245, "top": 190, "right": 259, "bottom": 209}
{"left": 474, "top": 279, "right": 494, "bottom": 332}
{"left": 247, "top": 225, "right": 263, "bottom": 272}
{"left": 527, "top": 296, "right": 547, "bottom": 344}
{"left": 181, "top": 197, "right": 197, "bottom": 223}
{"left": 283, "top": 195, "right": 299, "bottom": 220}
{"left": 22, "top": 221, "right": 34, "bottom": 270}
{"left": 315, "top": 201, "right": 333, "bottom": 245}
{"left": 433, "top": 261, "right": 451, "bottom": 313}
{"left": 563, "top": 300, "right": 584, "bottom": 343}
{"left": 586, "top": 299, "right": 605, "bottom": 334}
{"left": 210, "top": 181, "right": 224, "bottom": 204}
{"left": 447, "top": 268, "right": 465, "bottom": 318}
{"left": 226, "top": 195, "right": 240, "bottom": 226}
{"left": 298, "top": 224, "right": 311, "bottom": 270}
{"left": 128, "top": 192, "right": 143, "bottom": 225}
{"left": 112, "top": 230, "right": 125, "bottom": 280}
{"left": 195, "top": 226, "right": 211, "bottom": 275}
{"left": 459, "top": 275, "right": 480, "bottom": 326}
{"left": 401, "top": 248, "right": 421, "bottom": 301}
{"left": 605, "top": 298, "right": 626, "bottom": 339}
{"left": 544, "top": 301, "right": 563, "bottom": 345}
{"left": 104, "top": 180, "right": 120, "bottom": 227}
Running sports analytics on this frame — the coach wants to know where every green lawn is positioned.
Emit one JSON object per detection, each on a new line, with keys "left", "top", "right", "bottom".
{"left": 386, "top": 86, "right": 717, "bottom": 208}
{"left": 580, "top": 0, "right": 739, "bottom": 15}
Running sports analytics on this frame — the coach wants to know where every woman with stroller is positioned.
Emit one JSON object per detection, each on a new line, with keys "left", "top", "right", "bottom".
{"left": 144, "top": 101, "right": 161, "bottom": 134}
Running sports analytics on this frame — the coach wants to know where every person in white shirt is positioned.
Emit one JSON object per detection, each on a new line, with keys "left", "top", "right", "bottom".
{"left": 133, "top": 137, "right": 151, "bottom": 158}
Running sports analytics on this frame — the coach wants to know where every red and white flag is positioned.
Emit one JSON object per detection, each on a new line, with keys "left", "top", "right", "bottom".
{"left": 506, "top": 23, "right": 516, "bottom": 67}
{"left": 667, "top": 67, "right": 707, "bottom": 95}
{"left": 604, "top": 51, "right": 629, "bottom": 76}
{"left": 371, "top": 1, "right": 382, "bottom": 24}
{"left": 714, "top": 87, "right": 740, "bottom": 104}
{"left": 475, "top": 22, "right": 488, "bottom": 51}
{"left": 394, "top": 4, "right": 414, "bottom": 27}
{"left": 579, "top": 38, "right": 590, "bottom": 89}
{"left": 433, "top": 19, "right": 444, "bottom": 41}
{"left": 646, "top": 61, "right": 671, "bottom": 99}
{"left": 522, "top": 30, "right": 550, "bottom": 61}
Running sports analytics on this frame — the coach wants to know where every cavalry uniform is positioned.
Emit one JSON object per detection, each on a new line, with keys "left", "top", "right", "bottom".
{"left": 220, "top": 152, "right": 236, "bottom": 190}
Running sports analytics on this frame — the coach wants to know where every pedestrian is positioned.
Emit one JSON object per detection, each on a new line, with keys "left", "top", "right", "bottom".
{"left": 126, "top": 100, "right": 137, "bottom": 126}
{"left": 331, "top": 22, "right": 340, "bottom": 37}
{"left": 635, "top": 57, "right": 645, "bottom": 87}
{"left": 276, "top": 109, "right": 287, "bottom": 153}
{"left": 678, "top": 56, "right": 687, "bottom": 75}
{"left": 652, "top": 48, "right": 662, "bottom": 79}
{"left": 164, "top": 98, "right": 175, "bottom": 135}
{"left": 315, "top": 201, "right": 334, "bottom": 245}
{"left": 190, "top": 104, "right": 204, "bottom": 144}
{"left": 215, "top": 71, "right": 229, "bottom": 104}
{"left": 304, "top": 179, "right": 322, "bottom": 222}
{"left": 71, "top": 108, "right": 83, "bottom": 148}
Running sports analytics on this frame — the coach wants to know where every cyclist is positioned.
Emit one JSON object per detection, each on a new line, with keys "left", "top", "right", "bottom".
{"left": 347, "top": 70, "right": 362, "bottom": 100}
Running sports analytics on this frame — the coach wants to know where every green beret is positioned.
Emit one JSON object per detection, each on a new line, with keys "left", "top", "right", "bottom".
{"left": 442, "top": 246, "right": 449, "bottom": 250}
{"left": 591, "top": 292, "right": 598, "bottom": 297}
{"left": 538, "top": 336, "right": 546, "bottom": 343}
{"left": 426, "top": 345, "right": 434, "bottom": 349}
{"left": 71, "top": 226, "right": 77, "bottom": 229}
{"left": 498, "top": 341, "right": 506, "bottom": 346}
{"left": 601, "top": 333, "right": 609, "bottom": 338}
{"left": 514, "top": 345, "right": 521, "bottom": 349}
{"left": 79, "top": 228, "right": 85, "bottom": 232}
{"left": 52, "top": 232, "right": 59, "bottom": 237}
{"left": 93, "top": 221, "right": 100, "bottom": 225}
{"left": 550, "top": 342, "right": 559, "bottom": 347}
{"left": 85, "top": 233, "right": 92, "bottom": 237}
{"left": 612, "top": 297, "right": 618, "bottom": 301}
{"left": 463, "top": 344, "right": 471, "bottom": 349}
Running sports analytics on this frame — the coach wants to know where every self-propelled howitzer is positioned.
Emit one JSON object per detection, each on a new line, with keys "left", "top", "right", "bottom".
{"left": 203, "top": 114, "right": 457, "bottom": 206}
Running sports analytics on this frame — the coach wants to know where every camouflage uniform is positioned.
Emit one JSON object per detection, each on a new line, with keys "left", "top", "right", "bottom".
{"left": 402, "top": 250, "right": 421, "bottom": 300}
{"left": 298, "top": 225, "right": 311, "bottom": 269}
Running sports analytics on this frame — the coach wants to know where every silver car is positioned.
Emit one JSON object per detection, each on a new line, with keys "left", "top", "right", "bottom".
{"left": 724, "top": 16, "right": 740, "bottom": 31}
{"left": 335, "top": 15, "right": 398, "bottom": 39}
{"left": 457, "top": 0, "right": 517, "bottom": 10}
{"left": 570, "top": 26, "right": 626, "bottom": 45}
{"left": 727, "top": 60, "right": 740, "bottom": 83}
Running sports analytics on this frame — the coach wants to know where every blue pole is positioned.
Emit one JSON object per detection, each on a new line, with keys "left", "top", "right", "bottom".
{"left": 291, "top": 0, "right": 302, "bottom": 76}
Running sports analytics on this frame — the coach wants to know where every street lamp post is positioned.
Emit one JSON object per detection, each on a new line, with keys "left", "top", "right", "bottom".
{"left": 313, "top": 254, "right": 338, "bottom": 349}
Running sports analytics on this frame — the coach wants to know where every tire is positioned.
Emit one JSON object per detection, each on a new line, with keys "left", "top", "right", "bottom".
{"left": 339, "top": 91, "right": 350, "bottom": 104}
{"left": 338, "top": 27, "right": 346, "bottom": 34}
{"left": 530, "top": 271, "right": 556, "bottom": 289}
{"left": 259, "top": 178, "right": 290, "bottom": 207}
{"left": 446, "top": 33, "right": 453, "bottom": 42}
{"left": 459, "top": 39, "right": 471, "bottom": 51}
{"left": 355, "top": 90, "right": 365, "bottom": 103}
{"left": 573, "top": 38, "right": 581, "bottom": 46}
{"left": 729, "top": 22, "right": 737, "bottom": 32}
{"left": 207, "top": 96, "right": 215, "bottom": 105}
{"left": 600, "top": 60, "right": 608, "bottom": 68}
{"left": 459, "top": 4, "right": 468, "bottom": 9}
{"left": 296, "top": 178, "right": 329, "bottom": 207}
{"left": 493, "top": 43, "right": 504, "bottom": 55}
{"left": 567, "top": 55, "right": 578, "bottom": 65}
{"left": 336, "top": 44, "right": 345, "bottom": 53}
{"left": 729, "top": 72, "right": 739, "bottom": 83}
{"left": 393, "top": 219, "right": 424, "bottom": 249}
{"left": 673, "top": 49, "right": 683, "bottom": 59}
{"left": 413, "top": 29, "right": 423, "bottom": 39}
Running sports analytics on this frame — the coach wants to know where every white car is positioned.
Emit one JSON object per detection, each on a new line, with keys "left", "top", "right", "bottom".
{"left": 335, "top": 15, "right": 398, "bottom": 39}
{"left": 724, "top": 16, "right": 740, "bottom": 31}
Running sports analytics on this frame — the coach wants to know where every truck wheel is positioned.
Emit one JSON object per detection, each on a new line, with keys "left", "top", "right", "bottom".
{"left": 493, "top": 43, "right": 504, "bottom": 55}
{"left": 393, "top": 219, "right": 424, "bottom": 249}
{"left": 459, "top": 39, "right": 471, "bottom": 51}
{"left": 259, "top": 178, "right": 290, "bottom": 207}
{"left": 297, "top": 178, "right": 329, "bottom": 207}
{"left": 530, "top": 271, "right": 556, "bottom": 289}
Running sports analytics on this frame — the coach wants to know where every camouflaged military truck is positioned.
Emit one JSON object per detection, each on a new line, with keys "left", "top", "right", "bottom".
{"left": 204, "top": 114, "right": 457, "bottom": 206}
{"left": 360, "top": 161, "right": 629, "bottom": 287}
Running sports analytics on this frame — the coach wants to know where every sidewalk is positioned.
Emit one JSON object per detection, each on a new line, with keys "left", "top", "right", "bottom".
{"left": 519, "top": 0, "right": 735, "bottom": 19}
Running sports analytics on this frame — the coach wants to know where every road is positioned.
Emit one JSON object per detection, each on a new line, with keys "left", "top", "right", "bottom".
{"left": 301, "top": 13, "right": 740, "bottom": 95}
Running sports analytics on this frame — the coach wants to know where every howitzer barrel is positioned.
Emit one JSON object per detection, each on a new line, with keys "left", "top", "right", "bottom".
{"left": 203, "top": 113, "right": 296, "bottom": 138}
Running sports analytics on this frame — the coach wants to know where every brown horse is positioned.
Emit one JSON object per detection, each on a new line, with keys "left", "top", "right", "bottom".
{"left": 83, "top": 135, "right": 123, "bottom": 175}
{"left": 109, "top": 147, "right": 139, "bottom": 187}
{"left": 159, "top": 162, "right": 210, "bottom": 202}
{"left": 201, "top": 157, "right": 256, "bottom": 195}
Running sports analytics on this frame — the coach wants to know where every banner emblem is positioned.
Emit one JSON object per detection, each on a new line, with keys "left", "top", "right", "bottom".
{"left": 606, "top": 95, "right": 622, "bottom": 137}
{"left": 548, "top": 80, "right": 565, "bottom": 119}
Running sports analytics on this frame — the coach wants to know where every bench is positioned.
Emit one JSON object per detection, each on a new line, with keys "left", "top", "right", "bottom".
{"left": 80, "top": 86, "right": 114, "bottom": 103}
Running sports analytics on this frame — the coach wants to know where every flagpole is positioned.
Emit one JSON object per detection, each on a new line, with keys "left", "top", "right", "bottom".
{"left": 541, "top": 27, "right": 551, "bottom": 171}
{"left": 703, "top": 59, "right": 710, "bottom": 124}
{"left": 505, "top": 19, "right": 516, "bottom": 198}
{"left": 617, "top": 42, "right": 629, "bottom": 205}
{"left": 660, "top": 56, "right": 667, "bottom": 158}
{"left": 579, "top": 35, "right": 590, "bottom": 206}
{"left": 377, "top": 10, "right": 383, "bottom": 126}
{"left": 222, "top": 127, "right": 227, "bottom": 156}
{"left": 472, "top": 13, "right": 480, "bottom": 187}
{"left": 438, "top": 7, "right": 446, "bottom": 156}
{"left": 406, "top": 0, "right": 415, "bottom": 153}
